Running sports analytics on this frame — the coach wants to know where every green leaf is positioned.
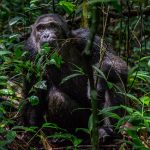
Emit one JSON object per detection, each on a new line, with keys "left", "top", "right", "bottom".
{"left": 99, "top": 106, "right": 121, "bottom": 114}
{"left": 72, "top": 64, "right": 85, "bottom": 75}
{"left": 49, "top": 58, "right": 56, "bottom": 65}
{"left": 75, "top": 128, "right": 90, "bottom": 134}
{"left": 0, "top": 76, "right": 8, "bottom": 81}
{"left": 0, "top": 89, "right": 14, "bottom": 96}
{"left": 120, "top": 105, "right": 134, "bottom": 114}
{"left": 34, "top": 80, "right": 47, "bottom": 90}
{"left": 9, "top": 34, "right": 20, "bottom": 39}
{"left": 90, "top": 90, "right": 97, "bottom": 100}
{"left": 48, "top": 133, "right": 82, "bottom": 147}
{"left": 30, "top": 0, "right": 39, "bottom": 4}
{"left": 26, "top": 127, "right": 38, "bottom": 132}
{"left": 148, "top": 59, "right": 150, "bottom": 68}
{"left": 88, "top": 114, "right": 93, "bottom": 132}
{"left": 99, "top": 106, "right": 121, "bottom": 119}
{"left": 140, "top": 96, "right": 150, "bottom": 106}
{"left": 73, "top": 137, "right": 82, "bottom": 147}
{"left": 116, "top": 115, "right": 131, "bottom": 128}
{"left": 60, "top": 73, "right": 83, "bottom": 85}
{"left": 50, "top": 52, "right": 63, "bottom": 68}
{"left": 104, "top": 112, "right": 120, "bottom": 119}
{"left": 0, "top": 140, "right": 8, "bottom": 148}
{"left": 6, "top": 131, "right": 16, "bottom": 144}
{"left": 111, "top": 1, "right": 121, "bottom": 12}
{"left": 0, "top": 51, "right": 12, "bottom": 56}
{"left": 107, "top": 82, "right": 113, "bottom": 89}
{"left": 29, "top": 96, "right": 39, "bottom": 106}
{"left": 9, "top": 17, "right": 23, "bottom": 26}
{"left": 118, "top": 93, "right": 140, "bottom": 103}
{"left": 42, "top": 122, "right": 65, "bottom": 131}
{"left": 42, "top": 122, "right": 58, "bottom": 128}
{"left": 140, "top": 56, "right": 150, "bottom": 61}
{"left": 23, "top": 126, "right": 38, "bottom": 132}
{"left": 12, "top": 126, "right": 29, "bottom": 130}
{"left": 93, "top": 65, "right": 107, "bottom": 80}
{"left": 127, "top": 129, "right": 148, "bottom": 149}
{"left": 14, "top": 49, "right": 23, "bottom": 58}
{"left": 59, "top": 1, "right": 76, "bottom": 14}
{"left": 41, "top": 43, "right": 51, "bottom": 53}
{"left": 136, "top": 71, "right": 150, "bottom": 80}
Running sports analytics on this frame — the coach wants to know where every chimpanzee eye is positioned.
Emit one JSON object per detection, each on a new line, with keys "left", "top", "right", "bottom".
{"left": 49, "top": 23, "right": 58, "bottom": 29}
{"left": 37, "top": 25, "right": 45, "bottom": 32}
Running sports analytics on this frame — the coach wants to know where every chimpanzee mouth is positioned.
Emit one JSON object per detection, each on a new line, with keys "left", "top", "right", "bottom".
{"left": 49, "top": 38, "right": 57, "bottom": 43}
{"left": 40, "top": 40, "right": 58, "bottom": 50}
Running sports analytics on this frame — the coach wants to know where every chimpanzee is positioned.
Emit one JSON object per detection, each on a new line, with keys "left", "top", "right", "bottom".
{"left": 23, "top": 14, "right": 128, "bottom": 142}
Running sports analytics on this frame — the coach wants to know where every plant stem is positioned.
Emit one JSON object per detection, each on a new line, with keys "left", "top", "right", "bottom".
{"left": 83, "top": 4, "right": 99, "bottom": 150}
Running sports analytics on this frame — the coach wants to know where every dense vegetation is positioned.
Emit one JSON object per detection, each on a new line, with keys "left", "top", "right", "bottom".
{"left": 0, "top": 0, "right": 150, "bottom": 149}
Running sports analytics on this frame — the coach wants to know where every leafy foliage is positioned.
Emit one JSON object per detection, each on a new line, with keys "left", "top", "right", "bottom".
{"left": 0, "top": 0, "right": 150, "bottom": 149}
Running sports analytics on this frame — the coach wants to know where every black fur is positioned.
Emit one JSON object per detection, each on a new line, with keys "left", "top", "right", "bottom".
{"left": 23, "top": 14, "right": 128, "bottom": 141}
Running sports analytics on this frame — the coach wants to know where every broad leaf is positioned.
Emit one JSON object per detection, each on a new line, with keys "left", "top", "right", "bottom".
{"left": 59, "top": 1, "right": 76, "bottom": 14}
{"left": 0, "top": 51, "right": 12, "bottom": 55}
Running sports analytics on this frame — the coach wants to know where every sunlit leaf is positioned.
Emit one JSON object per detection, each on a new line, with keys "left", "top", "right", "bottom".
{"left": 148, "top": 60, "right": 150, "bottom": 68}
{"left": 0, "top": 51, "right": 12, "bottom": 55}
{"left": 59, "top": 1, "right": 76, "bottom": 14}
{"left": 0, "top": 89, "right": 14, "bottom": 96}
{"left": 41, "top": 43, "right": 51, "bottom": 54}
{"left": 9, "top": 17, "right": 23, "bottom": 26}
{"left": 140, "top": 96, "right": 150, "bottom": 106}
{"left": 50, "top": 52, "right": 63, "bottom": 68}
{"left": 34, "top": 80, "right": 47, "bottom": 90}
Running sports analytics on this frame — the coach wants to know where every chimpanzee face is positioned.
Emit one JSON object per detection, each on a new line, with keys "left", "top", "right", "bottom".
{"left": 34, "top": 17, "right": 66, "bottom": 48}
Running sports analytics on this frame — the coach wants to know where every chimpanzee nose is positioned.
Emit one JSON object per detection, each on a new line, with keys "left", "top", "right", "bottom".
{"left": 44, "top": 34, "right": 49, "bottom": 39}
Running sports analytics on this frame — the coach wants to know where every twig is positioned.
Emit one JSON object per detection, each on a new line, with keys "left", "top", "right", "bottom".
{"left": 83, "top": 4, "right": 99, "bottom": 150}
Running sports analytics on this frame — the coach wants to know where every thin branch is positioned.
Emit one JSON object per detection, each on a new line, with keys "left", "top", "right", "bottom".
{"left": 83, "top": 4, "right": 100, "bottom": 150}
{"left": 108, "top": 7, "right": 150, "bottom": 18}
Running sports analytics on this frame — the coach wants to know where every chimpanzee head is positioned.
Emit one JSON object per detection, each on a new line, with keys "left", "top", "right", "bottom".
{"left": 31, "top": 14, "right": 70, "bottom": 52}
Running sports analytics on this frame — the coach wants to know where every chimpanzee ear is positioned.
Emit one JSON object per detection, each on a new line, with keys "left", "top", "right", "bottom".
{"left": 30, "top": 24, "right": 35, "bottom": 31}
